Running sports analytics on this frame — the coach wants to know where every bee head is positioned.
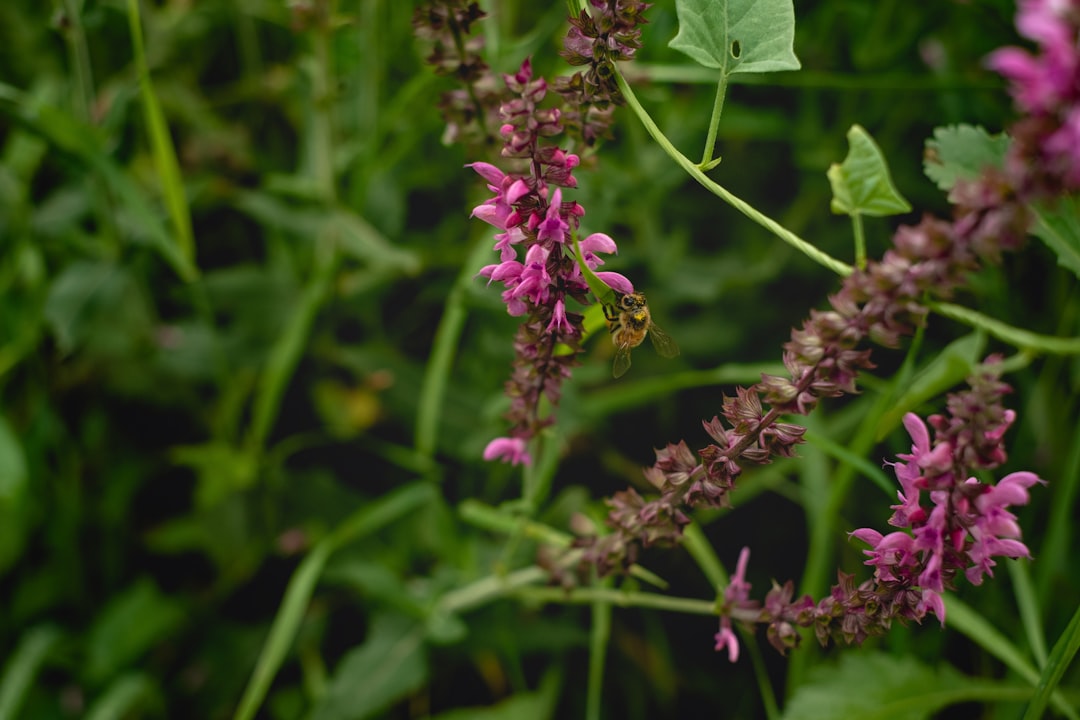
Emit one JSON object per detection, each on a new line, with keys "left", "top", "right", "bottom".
{"left": 619, "top": 292, "right": 647, "bottom": 311}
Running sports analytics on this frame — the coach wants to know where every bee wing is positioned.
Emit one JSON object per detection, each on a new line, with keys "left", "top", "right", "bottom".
{"left": 612, "top": 346, "right": 632, "bottom": 378}
{"left": 647, "top": 323, "right": 680, "bottom": 358}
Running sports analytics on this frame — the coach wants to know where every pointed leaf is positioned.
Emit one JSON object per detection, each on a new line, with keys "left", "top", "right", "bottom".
{"left": 924, "top": 124, "right": 1010, "bottom": 192}
{"left": 782, "top": 652, "right": 985, "bottom": 720}
{"left": 429, "top": 670, "right": 560, "bottom": 720}
{"left": 86, "top": 579, "right": 185, "bottom": 684}
{"left": 0, "top": 626, "right": 62, "bottom": 720}
{"left": 1031, "top": 196, "right": 1080, "bottom": 279}
{"left": 669, "top": 0, "right": 800, "bottom": 75}
{"left": 310, "top": 613, "right": 428, "bottom": 720}
{"left": 829, "top": 125, "right": 911, "bottom": 217}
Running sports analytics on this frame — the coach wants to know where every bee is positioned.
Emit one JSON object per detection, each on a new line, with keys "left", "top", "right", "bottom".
{"left": 602, "top": 291, "right": 680, "bottom": 378}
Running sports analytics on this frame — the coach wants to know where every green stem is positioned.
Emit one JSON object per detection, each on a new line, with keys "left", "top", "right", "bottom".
{"left": 509, "top": 586, "right": 717, "bottom": 615}
{"left": 310, "top": 19, "right": 337, "bottom": 202}
{"left": 1008, "top": 559, "right": 1047, "bottom": 669}
{"left": 244, "top": 237, "right": 339, "bottom": 459}
{"left": 930, "top": 301, "right": 1080, "bottom": 355}
{"left": 586, "top": 575, "right": 613, "bottom": 720}
{"left": 947, "top": 595, "right": 1079, "bottom": 720}
{"left": 1022, "top": 599, "right": 1080, "bottom": 720}
{"left": 414, "top": 234, "right": 492, "bottom": 463}
{"left": 232, "top": 483, "right": 435, "bottom": 720}
{"left": 614, "top": 71, "right": 851, "bottom": 277}
{"left": 437, "top": 566, "right": 552, "bottom": 614}
{"left": 852, "top": 212, "right": 866, "bottom": 270}
{"left": 126, "top": 0, "right": 197, "bottom": 280}
{"left": 681, "top": 521, "right": 727, "bottom": 588}
{"left": 61, "top": 0, "right": 95, "bottom": 124}
{"left": 700, "top": 74, "right": 728, "bottom": 170}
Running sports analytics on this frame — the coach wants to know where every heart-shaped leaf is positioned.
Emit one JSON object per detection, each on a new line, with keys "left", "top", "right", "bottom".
{"left": 669, "top": 0, "right": 800, "bottom": 75}
{"left": 829, "top": 125, "right": 911, "bottom": 217}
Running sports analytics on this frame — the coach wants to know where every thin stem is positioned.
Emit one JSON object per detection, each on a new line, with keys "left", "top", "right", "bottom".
{"left": 614, "top": 71, "right": 851, "bottom": 277}
{"left": 61, "top": 0, "right": 95, "bottom": 124}
{"left": 414, "top": 234, "right": 492, "bottom": 464}
{"left": 700, "top": 74, "right": 728, "bottom": 170}
{"left": 586, "top": 574, "right": 613, "bottom": 720}
{"left": 930, "top": 301, "right": 1080, "bottom": 355}
{"left": 510, "top": 586, "right": 718, "bottom": 615}
{"left": 309, "top": 3, "right": 338, "bottom": 203}
{"left": 852, "top": 212, "right": 867, "bottom": 270}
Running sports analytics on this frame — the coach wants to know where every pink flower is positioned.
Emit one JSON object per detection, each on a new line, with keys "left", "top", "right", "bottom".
{"left": 987, "top": 0, "right": 1079, "bottom": 114}
{"left": 918, "top": 589, "right": 946, "bottom": 626}
{"left": 714, "top": 624, "right": 739, "bottom": 663}
{"left": 483, "top": 436, "right": 532, "bottom": 465}
{"left": 726, "top": 547, "right": 752, "bottom": 603}
{"left": 714, "top": 547, "right": 753, "bottom": 662}
{"left": 534, "top": 188, "right": 570, "bottom": 244}
{"left": 547, "top": 298, "right": 572, "bottom": 334}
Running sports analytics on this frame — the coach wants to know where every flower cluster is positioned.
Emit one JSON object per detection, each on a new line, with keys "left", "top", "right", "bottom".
{"left": 472, "top": 60, "right": 632, "bottom": 465}
{"left": 709, "top": 365, "right": 1042, "bottom": 661}
{"left": 580, "top": 209, "right": 1016, "bottom": 574}
{"left": 412, "top": 0, "right": 502, "bottom": 147}
{"left": 557, "top": 0, "right": 652, "bottom": 144}
{"left": 416, "top": 2, "right": 653, "bottom": 464}
{"left": 576, "top": 0, "right": 1080, "bottom": 576}
{"left": 987, "top": 0, "right": 1080, "bottom": 194}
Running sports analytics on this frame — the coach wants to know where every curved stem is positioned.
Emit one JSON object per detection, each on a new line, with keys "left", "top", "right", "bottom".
{"left": 614, "top": 71, "right": 852, "bottom": 278}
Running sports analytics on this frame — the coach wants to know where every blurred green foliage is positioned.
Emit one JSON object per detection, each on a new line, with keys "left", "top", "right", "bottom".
{"left": 0, "top": 0, "right": 1077, "bottom": 718}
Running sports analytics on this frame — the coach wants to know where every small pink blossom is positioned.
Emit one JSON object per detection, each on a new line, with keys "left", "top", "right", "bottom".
{"left": 483, "top": 436, "right": 532, "bottom": 465}
{"left": 714, "top": 547, "right": 753, "bottom": 662}
{"left": 714, "top": 624, "right": 739, "bottom": 663}
{"left": 534, "top": 188, "right": 570, "bottom": 244}
{"left": 918, "top": 589, "right": 946, "bottom": 626}
{"left": 547, "top": 298, "right": 572, "bottom": 334}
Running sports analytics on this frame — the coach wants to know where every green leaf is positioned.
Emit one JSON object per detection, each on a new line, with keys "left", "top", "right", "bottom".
{"left": 429, "top": 670, "right": 560, "bottom": 720}
{"left": 126, "top": 0, "right": 197, "bottom": 278}
{"left": 782, "top": 652, "right": 983, "bottom": 720}
{"left": 1031, "top": 196, "right": 1080, "bottom": 279}
{"left": 170, "top": 442, "right": 257, "bottom": 509}
{"left": 309, "top": 613, "right": 428, "bottom": 720}
{"left": 946, "top": 595, "right": 1080, "bottom": 719}
{"left": 86, "top": 579, "right": 185, "bottom": 684}
{"left": 828, "top": 125, "right": 912, "bottom": 217}
{"left": 0, "top": 414, "right": 29, "bottom": 576}
{"left": 43, "top": 261, "right": 153, "bottom": 356}
{"left": 875, "top": 332, "right": 985, "bottom": 440}
{"left": 924, "top": 124, "right": 1010, "bottom": 192}
{"left": 0, "top": 626, "right": 62, "bottom": 720}
{"left": 669, "top": 0, "right": 800, "bottom": 75}
{"left": 0, "top": 83, "right": 196, "bottom": 281}
{"left": 84, "top": 674, "right": 162, "bottom": 720}
{"left": 232, "top": 191, "right": 420, "bottom": 275}
{"left": 1022, "top": 599, "right": 1080, "bottom": 720}
{"left": 233, "top": 483, "right": 436, "bottom": 720}
{"left": 0, "top": 415, "right": 26, "bottom": 501}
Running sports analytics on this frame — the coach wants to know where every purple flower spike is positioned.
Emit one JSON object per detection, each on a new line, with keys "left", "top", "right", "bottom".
{"left": 465, "top": 58, "right": 633, "bottom": 464}
{"left": 987, "top": 0, "right": 1080, "bottom": 194}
